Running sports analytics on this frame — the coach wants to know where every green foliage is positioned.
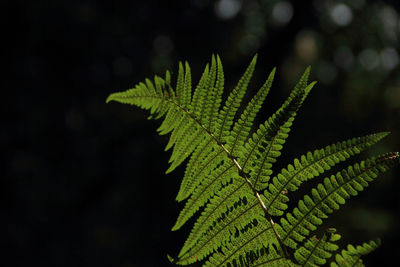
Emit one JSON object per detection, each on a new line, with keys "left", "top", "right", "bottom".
{"left": 294, "top": 228, "right": 341, "bottom": 266}
{"left": 331, "top": 240, "right": 381, "bottom": 267}
{"left": 107, "top": 55, "right": 399, "bottom": 266}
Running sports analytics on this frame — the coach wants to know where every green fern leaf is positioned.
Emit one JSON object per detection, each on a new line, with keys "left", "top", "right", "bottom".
{"left": 175, "top": 135, "right": 216, "bottom": 201}
{"left": 183, "top": 61, "right": 192, "bottom": 107}
{"left": 177, "top": 185, "right": 259, "bottom": 263}
{"left": 107, "top": 54, "right": 399, "bottom": 267}
{"left": 264, "top": 132, "right": 390, "bottom": 217}
{"left": 166, "top": 65, "right": 209, "bottom": 173}
{"left": 172, "top": 161, "right": 237, "bottom": 231}
{"left": 152, "top": 76, "right": 170, "bottom": 119}
{"left": 175, "top": 55, "right": 257, "bottom": 202}
{"left": 172, "top": 56, "right": 223, "bottom": 196}
{"left": 250, "top": 245, "right": 292, "bottom": 267}
{"left": 163, "top": 62, "right": 191, "bottom": 151}
{"left": 176, "top": 62, "right": 185, "bottom": 105}
{"left": 226, "top": 67, "right": 275, "bottom": 157}
{"left": 205, "top": 55, "right": 225, "bottom": 130}
{"left": 276, "top": 153, "right": 399, "bottom": 249}
{"left": 176, "top": 176, "right": 251, "bottom": 261}
{"left": 180, "top": 131, "right": 381, "bottom": 265}
{"left": 165, "top": 62, "right": 191, "bottom": 153}
{"left": 197, "top": 54, "right": 217, "bottom": 126}
{"left": 241, "top": 76, "right": 316, "bottom": 191}
{"left": 294, "top": 228, "right": 340, "bottom": 267}
{"left": 190, "top": 63, "right": 209, "bottom": 117}
{"left": 174, "top": 69, "right": 316, "bottom": 259}
{"left": 163, "top": 62, "right": 208, "bottom": 168}
{"left": 216, "top": 54, "right": 257, "bottom": 141}
{"left": 203, "top": 218, "right": 281, "bottom": 267}
{"left": 330, "top": 240, "right": 381, "bottom": 267}
{"left": 213, "top": 56, "right": 225, "bottom": 124}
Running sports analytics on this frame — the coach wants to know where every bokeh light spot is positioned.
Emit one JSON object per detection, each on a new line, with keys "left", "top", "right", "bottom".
{"left": 359, "top": 49, "right": 380, "bottom": 70}
{"left": 214, "top": 0, "right": 242, "bottom": 20}
{"left": 381, "top": 47, "right": 399, "bottom": 70}
{"left": 272, "top": 1, "right": 293, "bottom": 25}
{"left": 330, "top": 3, "right": 353, "bottom": 26}
{"left": 295, "top": 31, "right": 318, "bottom": 63}
{"left": 379, "top": 6, "right": 399, "bottom": 42}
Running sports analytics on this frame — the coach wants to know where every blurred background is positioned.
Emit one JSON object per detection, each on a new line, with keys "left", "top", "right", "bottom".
{"left": 4, "top": 0, "right": 400, "bottom": 266}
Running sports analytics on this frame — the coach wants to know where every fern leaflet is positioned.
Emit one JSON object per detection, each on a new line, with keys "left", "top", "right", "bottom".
{"left": 331, "top": 240, "right": 381, "bottom": 267}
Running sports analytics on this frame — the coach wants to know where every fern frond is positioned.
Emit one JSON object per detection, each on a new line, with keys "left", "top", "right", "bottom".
{"left": 203, "top": 218, "right": 281, "bottom": 267}
{"left": 158, "top": 107, "right": 181, "bottom": 138}
{"left": 166, "top": 60, "right": 217, "bottom": 173}
{"left": 178, "top": 68, "right": 316, "bottom": 261}
{"left": 191, "top": 63, "right": 210, "bottom": 118}
{"left": 153, "top": 76, "right": 170, "bottom": 119}
{"left": 163, "top": 109, "right": 191, "bottom": 152}
{"left": 107, "top": 55, "right": 399, "bottom": 267}
{"left": 177, "top": 187, "right": 260, "bottom": 263}
{"left": 175, "top": 141, "right": 226, "bottom": 201}
{"left": 175, "top": 136, "right": 216, "bottom": 201}
{"left": 176, "top": 62, "right": 185, "bottom": 106}
{"left": 170, "top": 56, "right": 226, "bottom": 196}
{"left": 180, "top": 129, "right": 384, "bottom": 262}
{"left": 155, "top": 70, "right": 178, "bottom": 134}
{"left": 277, "top": 153, "right": 399, "bottom": 249}
{"left": 330, "top": 240, "right": 381, "bottom": 267}
{"left": 226, "top": 67, "right": 276, "bottom": 157}
{"left": 172, "top": 55, "right": 227, "bottom": 197}
{"left": 294, "top": 228, "right": 340, "bottom": 266}
{"left": 172, "top": 161, "right": 237, "bottom": 231}
{"left": 216, "top": 54, "right": 257, "bottom": 141}
{"left": 176, "top": 177, "right": 251, "bottom": 261}
{"left": 200, "top": 55, "right": 218, "bottom": 125}
{"left": 206, "top": 55, "right": 225, "bottom": 130}
{"left": 166, "top": 106, "right": 203, "bottom": 171}
{"left": 241, "top": 74, "right": 316, "bottom": 191}
{"left": 164, "top": 62, "right": 192, "bottom": 151}
{"left": 251, "top": 245, "right": 291, "bottom": 267}
{"left": 183, "top": 61, "right": 192, "bottom": 107}
{"left": 265, "top": 132, "right": 390, "bottom": 217}
{"left": 164, "top": 120, "right": 197, "bottom": 171}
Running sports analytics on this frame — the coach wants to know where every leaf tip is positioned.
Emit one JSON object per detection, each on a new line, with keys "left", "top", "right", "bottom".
{"left": 105, "top": 94, "right": 115, "bottom": 104}
{"left": 380, "top": 131, "right": 391, "bottom": 137}
{"left": 167, "top": 254, "right": 177, "bottom": 263}
{"left": 171, "top": 222, "right": 180, "bottom": 231}
{"left": 252, "top": 53, "right": 258, "bottom": 63}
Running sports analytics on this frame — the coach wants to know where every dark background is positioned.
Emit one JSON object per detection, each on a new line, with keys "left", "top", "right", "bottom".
{"left": 4, "top": 0, "right": 400, "bottom": 266}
